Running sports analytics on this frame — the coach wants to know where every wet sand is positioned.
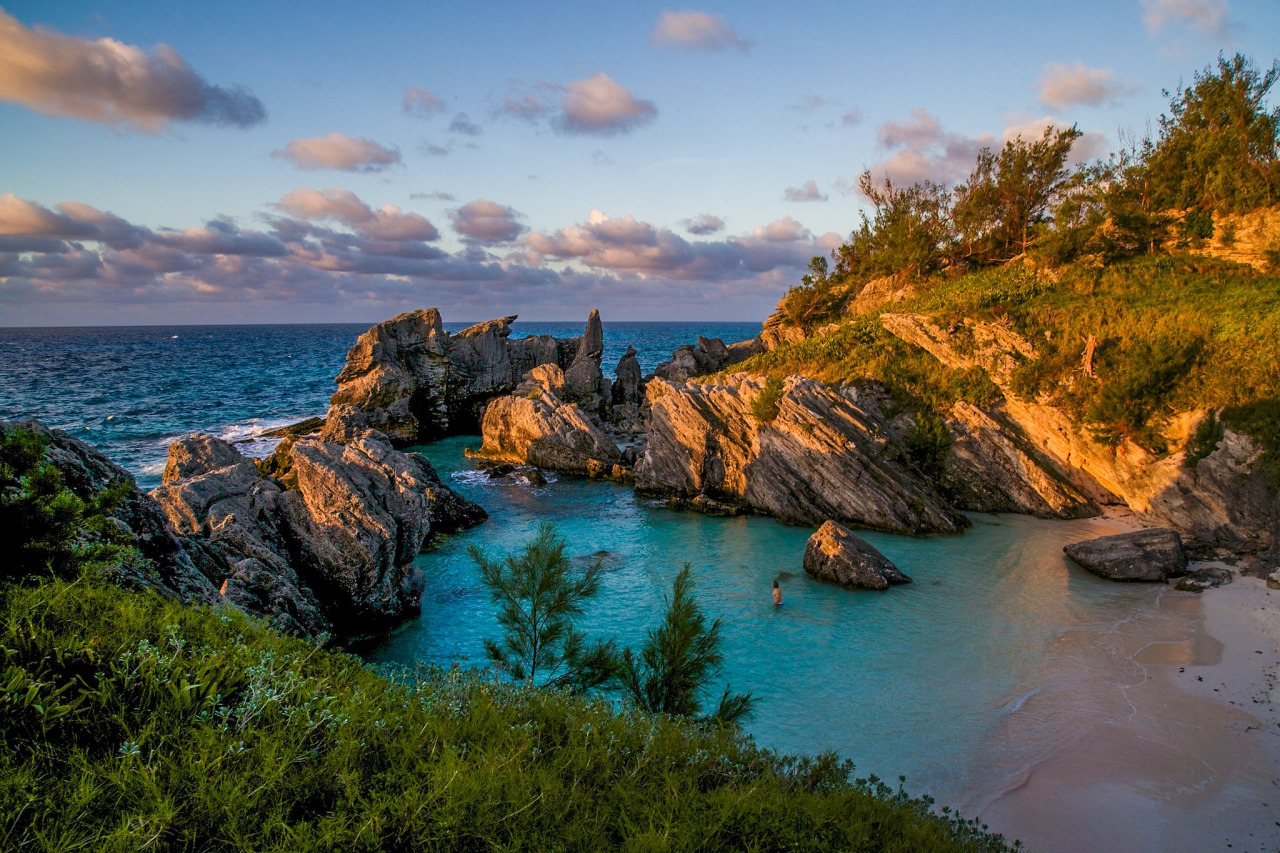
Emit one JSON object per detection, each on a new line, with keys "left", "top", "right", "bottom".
{"left": 976, "top": 574, "right": 1280, "bottom": 852}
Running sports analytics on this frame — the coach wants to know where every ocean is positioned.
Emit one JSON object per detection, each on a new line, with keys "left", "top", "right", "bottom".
{"left": 0, "top": 320, "right": 1198, "bottom": 844}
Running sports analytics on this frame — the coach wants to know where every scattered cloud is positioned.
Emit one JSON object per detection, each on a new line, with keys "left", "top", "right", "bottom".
{"left": 501, "top": 91, "right": 548, "bottom": 121}
{"left": 1039, "top": 62, "right": 1136, "bottom": 108}
{"left": 840, "top": 108, "right": 864, "bottom": 127}
{"left": 410, "top": 191, "right": 456, "bottom": 201}
{"left": 449, "top": 199, "right": 526, "bottom": 243}
{"left": 275, "top": 187, "right": 439, "bottom": 241}
{"left": 1, "top": 194, "right": 832, "bottom": 323}
{"left": 1001, "top": 115, "right": 1109, "bottom": 164}
{"left": 554, "top": 73, "right": 657, "bottom": 136}
{"left": 680, "top": 213, "right": 725, "bottom": 235}
{"left": 448, "top": 112, "right": 482, "bottom": 136}
{"left": 273, "top": 133, "right": 401, "bottom": 172}
{"left": 591, "top": 149, "right": 614, "bottom": 166}
{"left": 0, "top": 9, "right": 265, "bottom": 131}
{"left": 418, "top": 140, "right": 450, "bottom": 157}
{"left": 783, "top": 180, "right": 828, "bottom": 202}
{"left": 789, "top": 94, "right": 831, "bottom": 113}
{"left": 403, "top": 87, "right": 445, "bottom": 116}
{"left": 650, "top": 11, "right": 751, "bottom": 52}
{"left": 1141, "top": 0, "right": 1228, "bottom": 38}
{"left": 867, "top": 108, "right": 992, "bottom": 186}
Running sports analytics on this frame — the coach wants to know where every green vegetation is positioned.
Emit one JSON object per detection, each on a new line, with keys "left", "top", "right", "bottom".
{"left": 471, "top": 522, "right": 617, "bottom": 693}
{"left": 756, "top": 54, "right": 1280, "bottom": 460}
{"left": 749, "top": 375, "right": 786, "bottom": 422}
{"left": 618, "top": 565, "right": 755, "bottom": 726}
{"left": 0, "top": 426, "right": 1014, "bottom": 851}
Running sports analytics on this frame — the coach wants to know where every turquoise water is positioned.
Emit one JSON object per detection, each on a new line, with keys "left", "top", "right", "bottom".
{"left": 368, "top": 437, "right": 1158, "bottom": 806}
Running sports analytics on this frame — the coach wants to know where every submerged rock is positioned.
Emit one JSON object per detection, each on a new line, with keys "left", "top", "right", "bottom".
{"left": 803, "top": 520, "right": 911, "bottom": 590}
{"left": 1174, "top": 565, "right": 1234, "bottom": 593}
{"left": 1063, "top": 528, "right": 1188, "bottom": 582}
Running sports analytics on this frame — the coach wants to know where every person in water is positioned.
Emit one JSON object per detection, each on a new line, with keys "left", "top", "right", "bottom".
{"left": 772, "top": 579, "right": 783, "bottom": 606}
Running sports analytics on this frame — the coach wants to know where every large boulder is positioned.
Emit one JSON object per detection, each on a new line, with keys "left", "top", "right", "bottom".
{"left": 635, "top": 374, "right": 967, "bottom": 534}
{"left": 161, "top": 434, "right": 245, "bottom": 484}
{"left": 804, "top": 521, "right": 911, "bottom": 590}
{"left": 151, "top": 433, "right": 485, "bottom": 637}
{"left": 472, "top": 366, "right": 623, "bottom": 477}
{"left": 1063, "top": 528, "right": 1188, "bottom": 582}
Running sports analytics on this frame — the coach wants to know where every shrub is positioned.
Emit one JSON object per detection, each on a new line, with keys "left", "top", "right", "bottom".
{"left": 750, "top": 376, "right": 786, "bottom": 422}
{"left": 1184, "top": 410, "right": 1225, "bottom": 466}
{"left": 904, "top": 408, "right": 953, "bottom": 481}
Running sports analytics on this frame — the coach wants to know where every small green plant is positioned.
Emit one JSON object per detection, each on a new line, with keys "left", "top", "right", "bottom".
{"left": 1218, "top": 220, "right": 1237, "bottom": 247}
{"left": 617, "top": 564, "right": 755, "bottom": 726}
{"left": 1178, "top": 209, "right": 1215, "bottom": 245}
{"left": 1184, "top": 410, "right": 1225, "bottom": 466}
{"left": 904, "top": 409, "right": 953, "bottom": 481}
{"left": 750, "top": 376, "right": 786, "bottom": 422}
{"left": 470, "top": 522, "right": 617, "bottom": 692}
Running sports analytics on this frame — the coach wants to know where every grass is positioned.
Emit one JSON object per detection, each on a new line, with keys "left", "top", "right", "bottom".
{"left": 741, "top": 255, "right": 1280, "bottom": 459}
{"left": 0, "top": 578, "right": 1015, "bottom": 852}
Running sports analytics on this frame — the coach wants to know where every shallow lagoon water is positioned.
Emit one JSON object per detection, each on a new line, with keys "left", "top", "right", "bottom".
{"left": 370, "top": 436, "right": 1152, "bottom": 808}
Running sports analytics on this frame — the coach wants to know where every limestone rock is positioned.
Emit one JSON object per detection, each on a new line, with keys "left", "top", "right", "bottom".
{"left": 473, "top": 382, "right": 622, "bottom": 477}
{"left": 162, "top": 434, "right": 245, "bottom": 484}
{"left": 761, "top": 308, "right": 807, "bottom": 350}
{"left": 653, "top": 335, "right": 762, "bottom": 382}
{"left": 804, "top": 520, "right": 911, "bottom": 590}
{"left": 562, "top": 309, "right": 606, "bottom": 413}
{"left": 1063, "top": 528, "right": 1188, "bottom": 582}
{"left": 635, "top": 374, "right": 967, "bottom": 534}
{"left": 1174, "top": 565, "right": 1233, "bottom": 593}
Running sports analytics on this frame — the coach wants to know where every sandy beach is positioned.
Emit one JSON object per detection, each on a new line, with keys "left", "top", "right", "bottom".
{"left": 976, "top": 572, "right": 1280, "bottom": 852}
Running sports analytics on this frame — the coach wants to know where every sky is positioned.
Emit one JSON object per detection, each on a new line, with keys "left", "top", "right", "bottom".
{"left": 1, "top": 1, "right": 1278, "bottom": 325}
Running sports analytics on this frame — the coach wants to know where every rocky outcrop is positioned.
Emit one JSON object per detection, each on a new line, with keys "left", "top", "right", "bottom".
{"left": 654, "top": 335, "right": 763, "bottom": 382}
{"left": 635, "top": 374, "right": 967, "bottom": 534}
{"left": 161, "top": 434, "right": 245, "bottom": 484}
{"left": 323, "top": 308, "right": 590, "bottom": 444}
{"left": 151, "top": 432, "right": 485, "bottom": 637}
{"left": 804, "top": 520, "right": 912, "bottom": 590}
{"left": 2, "top": 419, "right": 228, "bottom": 608}
{"left": 472, "top": 364, "right": 623, "bottom": 477}
{"left": 1063, "top": 528, "right": 1188, "bottom": 582}
{"left": 562, "top": 309, "right": 608, "bottom": 414}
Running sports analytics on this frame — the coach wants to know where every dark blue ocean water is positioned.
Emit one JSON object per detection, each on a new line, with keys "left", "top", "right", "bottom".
{"left": 0, "top": 320, "right": 1185, "bottom": 833}
{"left": 0, "top": 320, "right": 758, "bottom": 489}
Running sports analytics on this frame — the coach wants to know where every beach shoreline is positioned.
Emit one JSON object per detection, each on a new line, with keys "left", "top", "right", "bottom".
{"left": 977, "top": 572, "right": 1280, "bottom": 852}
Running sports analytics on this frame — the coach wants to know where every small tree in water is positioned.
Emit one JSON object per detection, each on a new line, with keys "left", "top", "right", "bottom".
{"left": 471, "top": 523, "right": 616, "bottom": 693}
{"left": 618, "top": 564, "right": 755, "bottom": 726}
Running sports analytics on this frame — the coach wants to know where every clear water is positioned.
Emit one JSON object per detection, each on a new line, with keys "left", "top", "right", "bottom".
{"left": 372, "top": 436, "right": 1154, "bottom": 808}
{"left": 0, "top": 322, "right": 1173, "bottom": 821}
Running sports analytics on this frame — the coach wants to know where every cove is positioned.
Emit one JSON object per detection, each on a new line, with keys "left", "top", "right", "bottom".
{"left": 366, "top": 435, "right": 1151, "bottom": 809}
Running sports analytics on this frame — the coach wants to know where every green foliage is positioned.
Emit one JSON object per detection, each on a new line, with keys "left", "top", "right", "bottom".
{"left": 1178, "top": 208, "right": 1215, "bottom": 245}
{"left": 470, "top": 522, "right": 616, "bottom": 692}
{"left": 781, "top": 255, "right": 846, "bottom": 327}
{"left": 750, "top": 376, "right": 786, "bottom": 422}
{"left": 1185, "top": 410, "right": 1225, "bottom": 467}
{"left": 904, "top": 409, "right": 953, "bottom": 481}
{"left": 952, "top": 125, "right": 1082, "bottom": 264}
{"left": 0, "top": 579, "right": 1015, "bottom": 851}
{"left": 1146, "top": 53, "right": 1280, "bottom": 214}
{"left": 836, "top": 173, "right": 954, "bottom": 281}
{"left": 617, "top": 564, "right": 755, "bottom": 727}
{"left": 1082, "top": 335, "right": 1204, "bottom": 451}
{"left": 1222, "top": 399, "right": 1280, "bottom": 474}
{"left": 0, "top": 427, "right": 135, "bottom": 584}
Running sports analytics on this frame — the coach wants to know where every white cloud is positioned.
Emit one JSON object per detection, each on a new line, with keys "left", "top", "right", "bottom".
{"left": 403, "top": 87, "right": 444, "bottom": 116}
{"left": 650, "top": 11, "right": 751, "bottom": 52}
{"left": 1038, "top": 62, "right": 1136, "bottom": 108}
{"left": 0, "top": 9, "right": 264, "bottom": 130}
{"left": 783, "top": 180, "right": 828, "bottom": 202}
{"left": 680, "top": 213, "right": 725, "bottom": 235}
{"left": 449, "top": 199, "right": 526, "bottom": 243}
{"left": 275, "top": 187, "right": 439, "bottom": 241}
{"left": 272, "top": 133, "right": 401, "bottom": 172}
{"left": 1141, "top": 0, "right": 1228, "bottom": 38}
{"left": 555, "top": 73, "right": 657, "bottom": 136}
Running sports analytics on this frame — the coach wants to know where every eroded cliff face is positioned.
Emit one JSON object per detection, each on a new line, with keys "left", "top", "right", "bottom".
{"left": 877, "top": 312, "right": 1279, "bottom": 559}
{"left": 635, "top": 374, "right": 968, "bottom": 534}
{"left": 150, "top": 433, "right": 485, "bottom": 637}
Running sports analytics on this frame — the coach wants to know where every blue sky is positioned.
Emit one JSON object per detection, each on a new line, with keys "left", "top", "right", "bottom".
{"left": 1, "top": 0, "right": 1277, "bottom": 325}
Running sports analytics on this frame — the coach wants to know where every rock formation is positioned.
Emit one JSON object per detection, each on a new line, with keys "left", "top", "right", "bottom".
{"left": 151, "top": 432, "right": 486, "bottom": 637}
{"left": 635, "top": 374, "right": 967, "bottom": 534}
{"left": 323, "top": 308, "right": 588, "bottom": 444}
{"left": 471, "top": 364, "right": 623, "bottom": 477}
{"left": 804, "top": 520, "right": 912, "bottom": 590}
{"left": 654, "top": 335, "right": 762, "bottom": 382}
{"left": 1063, "top": 528, "right": 1188, "bottom": 582}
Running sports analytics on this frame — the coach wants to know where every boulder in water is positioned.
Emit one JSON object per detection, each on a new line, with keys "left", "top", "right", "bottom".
{"left": 803, "top": 520, "right": 911, "bottom": 590}
{"left": 1063, "top": 528, "right": 1187, "bottom": 582}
